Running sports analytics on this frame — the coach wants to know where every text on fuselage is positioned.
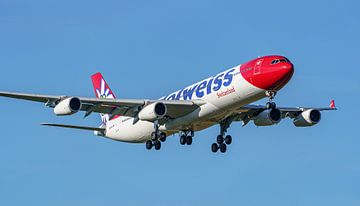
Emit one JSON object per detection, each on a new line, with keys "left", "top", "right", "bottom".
{"left": 162, "top": 68, "right": 236, "bottom": 100}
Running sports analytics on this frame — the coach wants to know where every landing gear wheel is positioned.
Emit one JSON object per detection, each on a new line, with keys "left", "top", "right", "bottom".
{"left": 146, "top": 140, "right": 153, "bottom": 150}
{"left": 266, "top": 102, "right": 271, "bottom": 109}
{"left": 216, "top": 135, "right": 224, "bottom": 144}
{"left": 211, "top": 143, "right": 219, "bottom": 153}
{"left": 266, "top": 102, "right": 276, "bottom": 109}
{"left": 219, "top": 143, "right": 227, "bottom": 153}
{"left": 180, "top": 135, "right": 187, "bottom": 145}
{"left": 151, "top": 132, "right": 158, "bottom": 141}
{"left": 225, "top": 135, "right": 232, "bottom": 145}
{"left": 186, "top": 136, "right": 193, "bottom": 145}
{"left": 271, "top": 102, "right": 276, "bottom": 109}
{"left": 154, "top": 140, "right": 161, "bottom": 150}
{"left": 159, "top": 132, "right": 167, "bottom": 142}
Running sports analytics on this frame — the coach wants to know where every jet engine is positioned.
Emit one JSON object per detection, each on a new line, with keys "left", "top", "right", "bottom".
{"left": 293, "top": 109, "right": 321, "bottom": 127}
{"left": 138, "top": 102, "right": 167, "bottom": 121}
{"left": 253, "top": 108, "right": 282, "bottom": 126}
{"left": 54, "top": 97, "right": 82, "bottom": 116}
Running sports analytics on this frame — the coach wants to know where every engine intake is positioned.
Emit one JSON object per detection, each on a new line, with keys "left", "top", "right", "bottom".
{"left": 293, "top": 109, "right": 321, "bottom": 127}
{"left": 54, "top": 97, "right": 82, "bottom": 116}
{"left": 138, "top": 102, "right": 167, "bottom": 121}
{"left": 254, "top": 108, "right": 281, "bottom": 126}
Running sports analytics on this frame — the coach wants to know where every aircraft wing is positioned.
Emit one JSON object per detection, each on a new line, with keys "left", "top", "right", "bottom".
{"left": 238, "top": 102, "right": 337, "bottom": 113}
{"left": 233, "top": 100, "right": 337, "bottom": 125}
{"left": 0, "top": 91, "right": 204, "bottom": 119}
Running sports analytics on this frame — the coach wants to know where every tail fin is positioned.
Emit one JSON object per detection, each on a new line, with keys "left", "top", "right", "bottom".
{"left": 91, "top": 72, "right": 118, "bottom": 124}
{"left": 91, "top": 72, "right": 117, "bottom": 99}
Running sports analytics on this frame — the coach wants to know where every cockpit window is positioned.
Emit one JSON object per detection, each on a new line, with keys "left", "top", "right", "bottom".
{"left": 271, "top": 59, "right": 280, "bottom": 64}
{"left": 271, "top": 58, "right": 288, "bottom": 65}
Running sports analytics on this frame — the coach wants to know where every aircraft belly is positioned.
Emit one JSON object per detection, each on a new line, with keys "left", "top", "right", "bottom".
{"left": 105, "top": 117, "right": 153, "bottom": 143}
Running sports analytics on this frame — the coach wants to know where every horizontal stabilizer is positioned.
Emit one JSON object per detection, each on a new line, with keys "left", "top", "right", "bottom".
{"left": 41, "top": 123, "right": 105, "bottom": 132}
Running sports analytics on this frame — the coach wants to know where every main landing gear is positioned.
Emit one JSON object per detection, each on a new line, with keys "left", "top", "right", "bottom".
{"left": 146, "top": 120, "right": 167, "bottom": 151}
{"left": 212, "top": 116, "right": 235, "bottom": 153}
{"left": 179, "top": 130, "right": 194, "bottom": 146}
{"left": 211, "top": 135, "right": 232, "bottom": 153}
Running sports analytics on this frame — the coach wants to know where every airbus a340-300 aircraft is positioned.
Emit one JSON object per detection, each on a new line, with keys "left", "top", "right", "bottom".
{"left": 0, "top": 55, "right": 336, "bottom": 153}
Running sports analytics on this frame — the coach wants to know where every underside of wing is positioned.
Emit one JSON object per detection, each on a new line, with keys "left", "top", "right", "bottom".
{"left": 231, "top": 100, "right": 337, "bottom": 127}
{"left": 0, "top": 91, "right": 60, "bottom": 103}
{"left": 0, "top": 91, "right": 204, "bottom": 121}
{"left": 80, "top": 98, "right": 203, "bottom": 120}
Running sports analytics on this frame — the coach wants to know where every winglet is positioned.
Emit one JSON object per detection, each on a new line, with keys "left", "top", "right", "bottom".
{"left": 329, "top": 100, "right": 336, "bottom": 109}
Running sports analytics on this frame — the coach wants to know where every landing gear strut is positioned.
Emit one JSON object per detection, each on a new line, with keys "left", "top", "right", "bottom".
{"left": 212, "top": 116, "right": 235, "bottom": 153}
{"left": 146, "top": 120, "right": 166, "bottom": 151}
{"left": 180, "top": 130, "right": 194, "bottom": 146}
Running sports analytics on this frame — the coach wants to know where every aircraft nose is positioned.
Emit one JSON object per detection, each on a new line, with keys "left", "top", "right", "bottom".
{"left": 277, "top": 63, "right": 294, "bottom": 89}
{"left": 260, "top": 63, "right": 294, "bottom": 91}
{"left": 240, "top": 60, "right": 294, "bottom": 91}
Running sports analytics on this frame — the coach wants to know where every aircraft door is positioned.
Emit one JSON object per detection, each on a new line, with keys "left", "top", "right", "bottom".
{"left": 253, "top": 58, "right": 263, "bottom": 75}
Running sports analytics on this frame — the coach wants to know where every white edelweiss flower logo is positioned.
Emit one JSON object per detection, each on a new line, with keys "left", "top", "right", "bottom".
{"left": 95, "top": 79, "right": 115, "bottom": 125}
{"left": 96, "top": 79, "right": 114, "bottom": 99}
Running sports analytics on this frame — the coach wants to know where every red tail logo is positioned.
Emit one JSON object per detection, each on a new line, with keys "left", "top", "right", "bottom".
{"left": 91, "top": 72, "right": 116, "bottom": 99}
{"left": 91, "top": 72, "right": 118, "bottom": 124}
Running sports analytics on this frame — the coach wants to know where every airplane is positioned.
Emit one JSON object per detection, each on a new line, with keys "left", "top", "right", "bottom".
{"left": 0, "top": 55, "right": 336, "bottom": 153}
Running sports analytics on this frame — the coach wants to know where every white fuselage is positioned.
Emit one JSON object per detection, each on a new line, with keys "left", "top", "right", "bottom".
{"left": 104, "top": 64, "right": 266, "bottom": 143}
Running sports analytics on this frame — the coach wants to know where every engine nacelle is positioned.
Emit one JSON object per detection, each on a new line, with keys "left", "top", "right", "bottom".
{"left": 54, "top": 97, "right": 82, "bottom": 116}
{"left": 138, "top": 102, "right": 167, "bottom": 121}
{"left": 253, "top": 108, "right": 282, "bottom": 126}
{"left": 293, "top": 109, "right": 321, "bottom": 127}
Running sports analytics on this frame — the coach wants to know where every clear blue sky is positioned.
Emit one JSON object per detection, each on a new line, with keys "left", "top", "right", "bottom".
{"left": 0, "top": 0, "right": 359, "bottom": 205}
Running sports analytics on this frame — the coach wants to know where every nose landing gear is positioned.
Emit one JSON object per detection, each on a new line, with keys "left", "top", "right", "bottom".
{"left": 265, "top": 90, "right": 277, "bottom": 109}
{"left": 266, "top": 102, "right": 277, "bottom": 109}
